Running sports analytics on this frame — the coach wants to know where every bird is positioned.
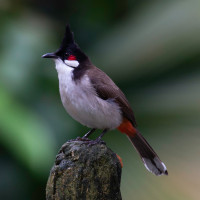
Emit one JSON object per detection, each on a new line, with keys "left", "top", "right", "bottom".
{"left": 42, "top": 25, "right": 168, "bottom": 176}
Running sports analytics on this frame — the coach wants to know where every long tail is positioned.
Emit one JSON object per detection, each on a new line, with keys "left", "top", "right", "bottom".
{"left": 118, "top": 119, "right": 168, "bottom": 176}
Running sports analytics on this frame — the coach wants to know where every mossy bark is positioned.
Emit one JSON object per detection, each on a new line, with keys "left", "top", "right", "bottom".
{"left": 46, "top": 139, "right": 122, "bottom": 200}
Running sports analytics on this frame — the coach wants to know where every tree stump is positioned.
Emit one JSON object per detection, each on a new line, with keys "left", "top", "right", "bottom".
{"left": 46, "top": 139, "right": 122, "bottom": 200}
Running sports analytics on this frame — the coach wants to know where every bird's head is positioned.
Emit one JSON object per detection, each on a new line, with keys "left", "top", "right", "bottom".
{"left": 42, "top": 25, "right": 88, "bottom": 69}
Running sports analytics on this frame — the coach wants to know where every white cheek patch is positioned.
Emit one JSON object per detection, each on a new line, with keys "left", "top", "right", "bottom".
{"left": 64, "top": 60, "right": 79, "bottom": 68}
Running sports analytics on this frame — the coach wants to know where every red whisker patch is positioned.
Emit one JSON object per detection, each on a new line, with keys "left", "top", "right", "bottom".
{"left": 68, "top": 55, "right": 76, "bottom": 60}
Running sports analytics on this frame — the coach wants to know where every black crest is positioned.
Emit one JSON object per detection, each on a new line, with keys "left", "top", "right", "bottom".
{"left": 47, "top": 24, "right": 90, "bottom": 64}
{"left": 60, "top": 24, "right": 75, "bottom": 51}
{"left": 42, "top": 24, "right": 89, "bottom": 63}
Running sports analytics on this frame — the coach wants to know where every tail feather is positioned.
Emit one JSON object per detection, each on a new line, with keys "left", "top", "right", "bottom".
{"left": 128, "top": 132, "right": 168, "bottom": 176}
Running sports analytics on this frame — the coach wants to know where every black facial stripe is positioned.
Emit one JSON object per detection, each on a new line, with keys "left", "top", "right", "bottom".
{"left": 67, "top": 65, "right": 76, "bottom": 69}
{"left": 72, "top": 63, "right": 92, "bottom": 81}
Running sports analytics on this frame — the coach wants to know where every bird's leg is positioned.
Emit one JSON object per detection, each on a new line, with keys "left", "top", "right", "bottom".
{"left": 75, "top": 129, "right": 96, "bottom": 142}
{"left": 88, "top": 129, "right": 108, "bottom": 146}
{"left": 82, "top": 128, "right": 96, "bottom": 139}
{"left": 96, "top": 129, "right": 108, "bottom": 141}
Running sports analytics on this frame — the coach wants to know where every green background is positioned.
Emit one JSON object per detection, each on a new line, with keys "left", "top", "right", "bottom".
{"left": 0, "top": 1, "right": 200, "bottom": 199}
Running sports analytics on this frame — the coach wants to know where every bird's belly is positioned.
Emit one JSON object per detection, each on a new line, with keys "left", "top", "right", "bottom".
{"left": 59, "top": 77, "right": 122, "bottom": 129}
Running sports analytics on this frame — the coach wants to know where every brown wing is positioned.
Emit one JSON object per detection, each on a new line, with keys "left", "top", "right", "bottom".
{"left": 87, "top": 66, "right": 137, "bottom": 127}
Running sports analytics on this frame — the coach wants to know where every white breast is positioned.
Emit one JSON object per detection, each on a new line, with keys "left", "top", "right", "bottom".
{"left": 55, "top": 59, "right": 122, "bottom": 129}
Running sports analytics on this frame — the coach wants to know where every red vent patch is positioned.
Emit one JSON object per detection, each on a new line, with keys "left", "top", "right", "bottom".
{"left": 68, "top": 55, "right": 76, "bottom": 60}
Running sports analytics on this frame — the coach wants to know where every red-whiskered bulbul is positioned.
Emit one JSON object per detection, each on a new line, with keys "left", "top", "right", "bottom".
{"left": 42, "top": 25, "right": 168, "bottom": 176}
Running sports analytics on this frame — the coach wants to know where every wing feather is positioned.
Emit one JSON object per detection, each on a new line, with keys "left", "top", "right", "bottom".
{"left": 87, "top": 67, "right": 137, "bottom": 127}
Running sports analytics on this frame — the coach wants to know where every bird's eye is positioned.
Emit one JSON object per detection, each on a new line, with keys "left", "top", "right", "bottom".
{"left": 68, "top": 55, "right": 76, "bottom": 61}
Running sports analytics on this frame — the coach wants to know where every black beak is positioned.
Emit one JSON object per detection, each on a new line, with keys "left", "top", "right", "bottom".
{"left": 42, "top": 52, "right": 58, "bottom": 59}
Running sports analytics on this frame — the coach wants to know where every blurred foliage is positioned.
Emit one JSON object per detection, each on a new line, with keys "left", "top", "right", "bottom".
{"left": 0, "top": 1, "right": 200, "bottom": 200}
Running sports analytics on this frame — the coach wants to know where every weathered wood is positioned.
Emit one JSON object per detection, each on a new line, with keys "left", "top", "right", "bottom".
{"left": 46, "top": 139, "right": 122, "bottom": 200}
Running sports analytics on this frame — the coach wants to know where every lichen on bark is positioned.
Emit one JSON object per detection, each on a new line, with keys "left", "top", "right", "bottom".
{"left": 46, "top": 139, "right": 122, "bottom": 200}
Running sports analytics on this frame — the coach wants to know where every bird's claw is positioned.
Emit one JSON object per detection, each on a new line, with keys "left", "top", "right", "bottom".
{"left": 67, "top": 137, "right": 105, "bottom": 146}
{"left": 87, "top": 138, "right": 106, "bottom": 146}
{"left": 75, "top": 136, "right": 91, "bottom": 142}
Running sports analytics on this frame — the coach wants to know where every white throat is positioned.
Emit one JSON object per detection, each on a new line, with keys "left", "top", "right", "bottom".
{"left": 54, "top": 59, "right": 79, "bottom": 74}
